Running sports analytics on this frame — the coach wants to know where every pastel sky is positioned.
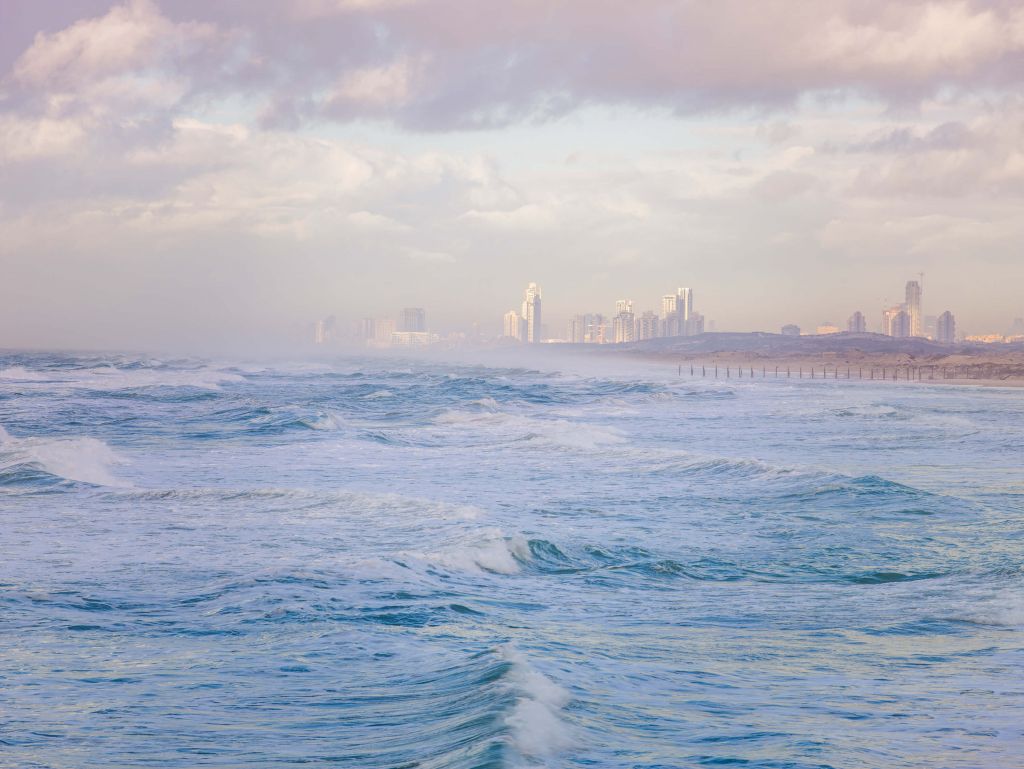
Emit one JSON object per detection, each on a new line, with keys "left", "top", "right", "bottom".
{"left": 2, "top": 0, "right": 1023, "bottom": 349}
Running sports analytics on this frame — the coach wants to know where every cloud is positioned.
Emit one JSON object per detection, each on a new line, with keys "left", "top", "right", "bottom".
{"left": 12, "top": 0, "right": 213, "bottom": 90}
{"left": 7, "top": 1, "right": 1024, "bottom": 132}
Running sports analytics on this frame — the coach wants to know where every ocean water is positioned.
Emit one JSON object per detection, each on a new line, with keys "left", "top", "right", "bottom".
{"left": 1, "top": 351, "right": 1022, "bottom": 769}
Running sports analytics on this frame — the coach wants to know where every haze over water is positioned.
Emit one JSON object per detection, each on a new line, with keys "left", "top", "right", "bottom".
{"left": 2, "top": 351, "right": 1022, "bottom": 767}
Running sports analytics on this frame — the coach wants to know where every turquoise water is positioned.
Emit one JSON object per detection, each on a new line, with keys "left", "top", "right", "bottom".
{"left": 1, "top": 352, "right": 1022, "bottom": 768}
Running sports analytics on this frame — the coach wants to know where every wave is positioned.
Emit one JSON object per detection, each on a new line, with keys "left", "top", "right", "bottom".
{"left": 0, "top": 364, "right": 243, "bottom": 392}
{"left": 0, "top": 425, "right": 127, "bottom": 487}
{"left": 500, "top": 647, "right": 574, "bottom": 762}
{"left": 953, "top": 593, "right": 1024, "bottom": 628}
{"left": 0, "top": 365, "right": 49, "bottom": 381}
{"left": 432, "top": 410, "right": 626, "bottom": 449}
{"left": 415, "top": 531, "right": 534, "bottom": 575}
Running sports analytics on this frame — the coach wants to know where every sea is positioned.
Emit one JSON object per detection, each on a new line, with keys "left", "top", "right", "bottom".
{"left": 1, "top": 351, "right": 1022, "bottom": 769}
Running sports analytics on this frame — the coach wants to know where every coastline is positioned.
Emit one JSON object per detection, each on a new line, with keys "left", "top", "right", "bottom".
{"left": 568, "top": 332, "right": 1024, "bottom": 389}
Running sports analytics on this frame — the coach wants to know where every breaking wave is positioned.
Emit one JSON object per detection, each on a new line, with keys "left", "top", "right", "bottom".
{"left": 0, "top": 425, "right": 127, "bottom": 487}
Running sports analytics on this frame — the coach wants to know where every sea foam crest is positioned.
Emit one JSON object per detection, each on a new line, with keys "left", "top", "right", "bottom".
{"left": 433, "top": 410, "right": 625, "bottom": 449}
{"left": 416, "top": 530, "right": 532, "bottom": 575}
{"left": 501, "top": 647, "right": 574, "bottom": 764}
{"left": 0, "top": 425, "right": 127, "bottom": 487}
{"left": 1, "top": 366, "right": 243, "bottom": 391}
{"left": 958, "top": 594, "right": 1024, "bottom": 628}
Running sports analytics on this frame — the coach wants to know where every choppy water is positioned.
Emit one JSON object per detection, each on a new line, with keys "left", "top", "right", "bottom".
{"left": 1, "top": 351, "right": 1022, "bottom": 768}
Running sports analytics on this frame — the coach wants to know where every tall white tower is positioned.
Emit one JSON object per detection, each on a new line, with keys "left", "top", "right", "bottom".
{"left": 677, "top": 287, "right": 693, "bottom": 321}
{"left": 521, "top": 282, "right": 542, "bottom": 343}
{"left": 905, "top": 280, "right": 922, "bottom": 337}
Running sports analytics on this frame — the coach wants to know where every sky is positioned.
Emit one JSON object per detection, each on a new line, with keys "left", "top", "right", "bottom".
{"left": 1, "top": 0, "right": 1023, "bottom": 350}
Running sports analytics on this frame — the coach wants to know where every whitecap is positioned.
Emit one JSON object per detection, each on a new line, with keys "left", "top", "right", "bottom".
{"left": 501, "top": 646, "right": 574, "bottom": 762}
{"left": 0, "top": 425, "right": 128, "bottom": 487}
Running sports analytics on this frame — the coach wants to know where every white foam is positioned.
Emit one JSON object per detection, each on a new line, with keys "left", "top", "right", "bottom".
{"left": 302, "top": 411, "right": 347, "bottom": 431}
{"left": 432, "top": 410, "right": 626, "bottom": 449}
{"left": 0, "top": 425, "right": 128, "bottom": 486}
{"left": 501, "top": 647, "right": 574, "bottom": 762}
{"left": 0, "top": 366, "right": 244, "bottom": 391}
{"left": 0, "top": 365, "right": 47, "bottom": 381}
{"left": 417, "top": 531, "right": 531, "bottom": 575}
{"left": 958, "top": 595, "right": 1024, "bottom": 627}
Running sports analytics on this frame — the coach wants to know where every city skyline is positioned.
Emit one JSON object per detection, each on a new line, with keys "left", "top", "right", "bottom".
{"left": 316, "top": 275, "right": 1022, "bottom": 347}
{"left": 2, "top": 1, "right": 1024, "bottom": 352}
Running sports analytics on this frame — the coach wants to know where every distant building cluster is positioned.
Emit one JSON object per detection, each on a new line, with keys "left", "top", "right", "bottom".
{"left": 781, "top": 278, "right": 961, "bottom": 344}
{"left": 310, "top": 276, "right": 1018, "bottom": 349}
{"left": 312, "top": 307, "right": 446, "bottom": 348}
{"left": 558, "top": 286, "right": 704, "bottom": 345}
{"left": 964, "top": 317, "right": 1024, "bottom": 344}
{"left": 500, "top": 282, "right": 705, "bottom": 345}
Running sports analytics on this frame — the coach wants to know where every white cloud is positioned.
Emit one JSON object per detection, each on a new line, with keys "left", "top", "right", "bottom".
{"left": 12, "top": 0, "right": 213, "bottom": 89}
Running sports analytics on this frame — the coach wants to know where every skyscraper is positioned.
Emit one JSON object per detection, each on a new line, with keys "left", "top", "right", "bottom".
{"left": 359, "top": 318, "right": 376, "bottom": 341}
{"left": 661, "top": 294, "right": 679, "bottom": 337}
{"left": 848, "top": 311, "right": 866, "bottom": 333}
{"left": 586, "top": 314, "right": 608, "bottom": 344}
{"left": 374, "top": 318, "right": 396, "bottom": 343}
{"left": 521, "top": 282, "right": 542, "bottom": 343}
{"left": 567, "top": 315, "right": 587, "bottom": 344}
{"left": 503, "top": 310, "right": 523, "bottom": 340}
{"left": 936, "top": 311, "right": 956, "bottom": 344}
{"left": 882, "top": 305, "right": 901, "bottom": 337}
{"left": 400, "top": 307, "right": 426, "bottom": 332}
{"left": 660, "top": 287, "right": 695, "bottom": 337}
{"left": 678, "top": 287, "right": 693, "bottom": 322}
{"left": 883, "top": 308, "right": 911, "bottom": 338}
{"left": 905, "top": 280, "right": 922, "bottom": 337}
{"left": 613, "top": 308, "right": 636, "bottom": 343}
{"left": 638, "top": 311, "right": 660, "bottom": 341}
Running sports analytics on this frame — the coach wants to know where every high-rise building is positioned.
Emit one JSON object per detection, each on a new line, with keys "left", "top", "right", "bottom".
{"left": 638, "top": 311, "right": 660, "bottom": 341}
{"left": 848, "top": 311, "right": 866, "bottom": 333}
{"left": 374, "top": 318, "right": 396, "bottom": 343}
{"left": 358, "top": 318, "right": 376, "bottom": 341}
{"left": 678, "top": 287, "right": 693, "bottom": 322}
{"left": 313, "top": 316, "right": 335, "bottom": 345}
{"left": 615, "top": 299, "right": 633, "bottom": 315}
{"left": 586, "top": 314, "right": 609, "bottom": 344}
{"left": 660, "top": 287, "right": 696, "bottom": 337}
{"left": 882, "top": 306, "right": 899, "bottom": 337}
{"left": 888, "top": 309, "right": 913, "bottom": 339}
{"left": 688, "top": 312, "right": 705, "bottom": 335}
{"left": 521, "top": 282, "right": 542, "bottom": 343}
{"left": 613, "top": 310, "right": 636, "bottom": 343}
{"left": 660, "top": 294, "right": 679, "bottom": 337}
{"left": 400, "top": 307, "right": 426, "bottom": 332}
{"left": 503, "top": 310, "right": 523, "bottom": 341}
{"left": 905, "top": 280, "right": 922, "bottom": 337}
{"left": 936, "top": 311, "right": 956, "bottom": 344}
{"left": 781, "top": 324, "right": 801, "bottom": 336}
{"left": 567, "top": 315, "right": 587, "bottom": 343}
